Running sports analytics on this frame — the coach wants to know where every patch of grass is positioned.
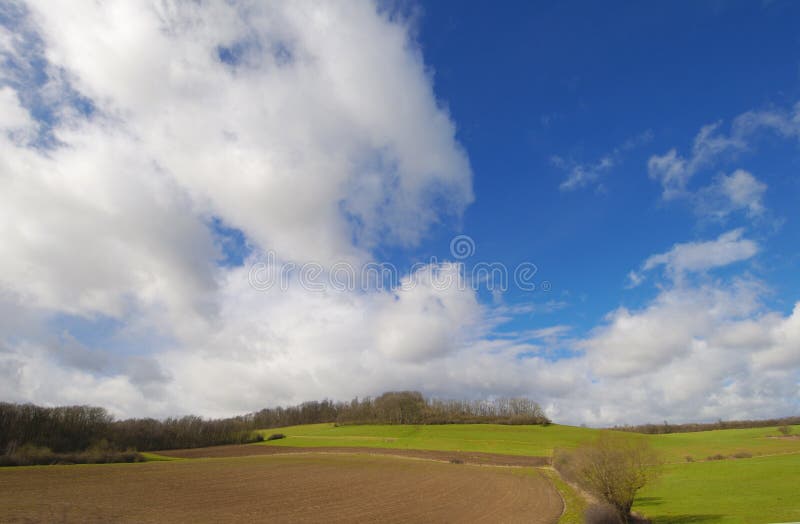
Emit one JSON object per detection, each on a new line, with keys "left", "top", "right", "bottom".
{"left": 540, "top": 468, "right": 587, "bottom": 524}
{"left": 633, "top": 453, "right": 800, "bottom": 523}
{"left": 139, "top": 452, "right": 181, "bottom": 462}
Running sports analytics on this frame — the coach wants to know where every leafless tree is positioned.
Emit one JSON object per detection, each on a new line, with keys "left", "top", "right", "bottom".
{"left": 554, "top": 434, "right": 660, "bottom": 521}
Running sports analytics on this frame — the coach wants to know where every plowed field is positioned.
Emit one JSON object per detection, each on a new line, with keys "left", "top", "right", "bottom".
{"left": 0, "top": 453, "right": 561, "bottom": 523}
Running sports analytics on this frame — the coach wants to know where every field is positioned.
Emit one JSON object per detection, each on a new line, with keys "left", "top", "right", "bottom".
{"left": 254, "top": 423, "right": 800, "bottom": 522}
{"left": 0, "top": 453, "right": 562, "bottom": 523}
{"left": 256, "top": 422, "right": 602, "bottom": 456}
{"left": 257, "top": 422, "right": 800, "bottom": 462}
{"left": 634, "top": 453, "right": 800, "bottom": 523}
{"left": 2, "top": 423, "right": 799, "bottom": 523}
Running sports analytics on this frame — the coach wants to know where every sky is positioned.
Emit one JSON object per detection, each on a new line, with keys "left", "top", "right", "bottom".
{"left": 0, "top": 0, "right": 798, "bottom": 426}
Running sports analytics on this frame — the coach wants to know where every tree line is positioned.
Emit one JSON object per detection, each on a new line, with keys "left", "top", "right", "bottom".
{"left": 250, "top": 392, "right": 550, "bottom": 427}
{"left": 1, "top": 392, "right": 549, "bottom": 464}
{"left": 612, "top": 415, "right": 800, "bottom": 435}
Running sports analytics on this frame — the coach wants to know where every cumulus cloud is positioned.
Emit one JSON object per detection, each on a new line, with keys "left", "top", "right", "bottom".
{"left": 0, "top": 0, "right": 474, "bottom": 414}
{"left": 568, "top": 279, "right": 800, "bottom": 425}
{"left": 25, "top": 0, "right": 472, "bottom": 266}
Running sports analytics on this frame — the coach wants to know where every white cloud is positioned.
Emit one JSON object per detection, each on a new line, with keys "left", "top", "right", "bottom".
{"left": 648, "top": 122, "right": 746, "bottom": 200}
{"left": 637, "top": 229, "right": 758, "bottom": 282}
{"left": 646, "top": 103, "right": 800, "bottom": 218}
{"left": 566, "top": 280, "right": 799, "bottom": 425}
{"left": 25, "top": 0, "right": 472, "bottom": 266}
{"left": 731, "top": 102, "right": 800, "bottom": 141}
{"left": 0, "top": 86, "right": 37, "bottom": 142}
{"left": 695, "top": 169, "right": 767, "bottom": 219}
{"left": 554, "top": 154, "right": 615, "bottom": 191}
{"left": 0, "top": 1, "right": 474, "bottom": 415}
{"left": 555, "top": 130, "right": 652, "bottom": 191}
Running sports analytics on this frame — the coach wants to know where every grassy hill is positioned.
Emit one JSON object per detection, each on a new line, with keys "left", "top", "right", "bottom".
{"left": 258, "top": 422, "right": 800, "bottom": 462}
{"left": 258, "top": 422, "right": 601, "bottom": 456}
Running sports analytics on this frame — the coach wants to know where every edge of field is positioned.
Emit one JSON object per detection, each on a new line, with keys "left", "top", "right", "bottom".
{"left": 539, "top": 467, "right": 587, "bottom": 524}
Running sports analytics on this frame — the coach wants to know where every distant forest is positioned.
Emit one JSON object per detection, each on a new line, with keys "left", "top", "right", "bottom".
{"left": 612, "top": 416, "right": 800, "bottom": 434}
{"left": 0, "top": 391, "right": 549, "bottom": 465}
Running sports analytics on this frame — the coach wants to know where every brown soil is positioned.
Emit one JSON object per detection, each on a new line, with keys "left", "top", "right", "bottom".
{"left": 0, "top": 453, "right": 561, "bottom": 523}
{"left": 157, "top": 443, "right": 550, "bottom": 467}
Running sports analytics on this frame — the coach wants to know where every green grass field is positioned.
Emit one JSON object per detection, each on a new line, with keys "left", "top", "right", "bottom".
{"left": 258, "top": 423, "right": 800, "bottom": 462}
{"left": 647, "top": 425, "right": 800, "bottom": 463}
{"left": 633, "top": 453, "right": 800, "bottom": 523}
{"left": 258, "top": 422, "right": 603, "bottom": 456}
{"left": 257, "top": 423, "right": 800, "bottom": 523}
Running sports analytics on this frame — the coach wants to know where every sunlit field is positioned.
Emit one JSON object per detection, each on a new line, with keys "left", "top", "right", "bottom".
{"left": 257, "top": 423, "right": 800, "bottom": 523}
{"left": 634, "top": 453, "right": 800, "bottom": 523}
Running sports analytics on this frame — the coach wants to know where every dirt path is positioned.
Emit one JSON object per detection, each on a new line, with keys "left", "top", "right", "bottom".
{"left": 0, "top": 453, "right": 562, "bottom": 523}
{"left": 156, "top": 443, "right": 550, "bottom": 467}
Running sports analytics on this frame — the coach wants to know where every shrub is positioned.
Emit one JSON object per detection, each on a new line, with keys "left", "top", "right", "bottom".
{"left": 684, "top": 455, "right": 694, "bottom": 462}
{"left": 777, "top": 425, "right": 792, "bottom": 436}
{"left": 584, "top": 503, "right": 624, "bottom": 524}
{"left": 555, "top": 435, "right": 660, "bottom": 521}
{"left": 707, "top": 454, "right": 726, "bottom": 461}
{"left": 266, "top": 433, "right": 286, "bottom": 441}
{"left": 552, "top": 447, "right": 576, "bottom": 482}
{"left": 732, "top": 451, "right": 752, "bottom": 459}
{"left": 0, "top": 444, "right": 144, "bottom": 467}
{"left": 449, "top": 458, "right": 464, "bottom": 464}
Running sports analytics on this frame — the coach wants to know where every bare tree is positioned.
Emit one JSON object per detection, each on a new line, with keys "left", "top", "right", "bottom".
{"left": 554, "top": 434, "right": 660, "bottom": 521}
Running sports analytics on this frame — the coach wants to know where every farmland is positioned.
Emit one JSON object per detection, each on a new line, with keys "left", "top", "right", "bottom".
{"left": 251, "top": 423, "right": 800, "bottom": 522}
{"left": 2, "top": 422, "right": 799, "bottom": 523}
{"left": 0, "top": 453, "right": 561, "bottom": 523}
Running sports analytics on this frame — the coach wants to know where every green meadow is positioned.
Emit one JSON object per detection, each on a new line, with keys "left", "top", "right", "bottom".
{"left": 634, "top": 453, "right": 800, "bottom": 523}
{"left": 259, "top": 422, "right": 800, "bottom": 462}
{"left": 258, "top": 422, "right": 602, "bottom": 456}
{"left": 258, "top": 423, "right": 800, "bottom": 522}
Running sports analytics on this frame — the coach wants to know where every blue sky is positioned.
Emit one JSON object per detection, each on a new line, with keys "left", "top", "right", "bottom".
{"left": 1, "top": 0, "right": 798, "bottom": 424}
{"left": 408, "top": 0, "right": 800, "bottom": 333}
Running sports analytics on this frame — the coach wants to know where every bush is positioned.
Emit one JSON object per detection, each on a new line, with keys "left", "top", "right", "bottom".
{"left": 0, "top": 444, "right": 143, "bottom": 467}
{"left": 732, "top": 451, "right": 752, "bottom": 459}
{"left": 777, "top": 425, "right": 792, "bottom": 436}
{"left": 684, "top": 455, "right": 694, "bottom": 462}
{"left": 584, "top": 503, "right": 624, "bottom": 524}
{"left": 707, "top": 454, "right": 726, "bottom": 461}
{"left": 555, "top": 435, "right": 660, "bottom": 521}
{"left": 449, "top": 458, "right": 464, "bottom": 464}
{"left": 266, "top": 433, "right": 286, "bottom": 441}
